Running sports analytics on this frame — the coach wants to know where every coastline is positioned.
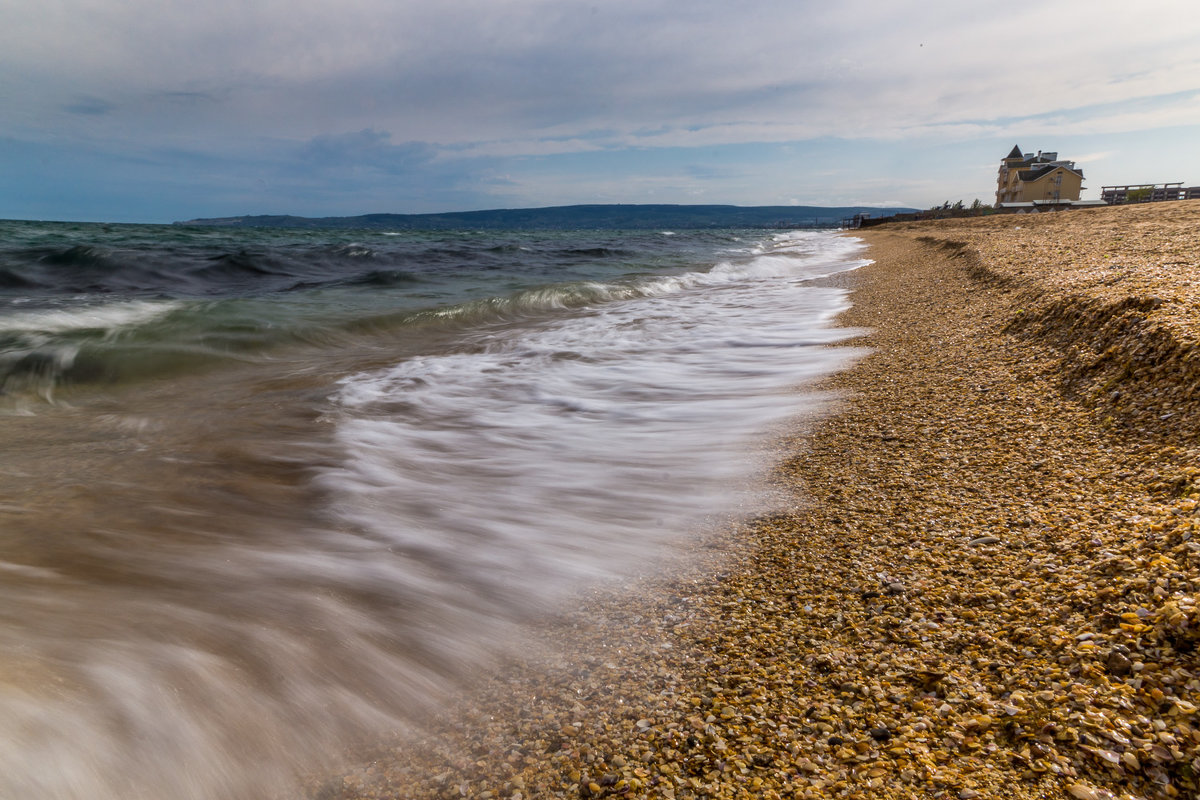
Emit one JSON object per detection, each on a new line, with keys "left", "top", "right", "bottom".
{"left": 323, "top": 202, "right": 1200, "bottom": 800}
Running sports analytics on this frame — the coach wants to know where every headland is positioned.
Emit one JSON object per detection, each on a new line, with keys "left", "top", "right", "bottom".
{"left": 174, "top": 204, "right": 915, "bottom": 231}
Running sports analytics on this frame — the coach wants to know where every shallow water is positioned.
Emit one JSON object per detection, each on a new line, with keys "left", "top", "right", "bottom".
{"left": 0, "top": 223, "right": 868, "bottom": 799}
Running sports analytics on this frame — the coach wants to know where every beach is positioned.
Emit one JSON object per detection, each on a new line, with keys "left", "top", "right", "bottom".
{"left": 327, "top": 201, "right": 1200, "bottom": 800}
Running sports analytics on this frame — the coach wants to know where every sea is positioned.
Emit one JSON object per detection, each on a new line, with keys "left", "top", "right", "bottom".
{"left": 0, "top": 219, "right": 869, "bottom": 800}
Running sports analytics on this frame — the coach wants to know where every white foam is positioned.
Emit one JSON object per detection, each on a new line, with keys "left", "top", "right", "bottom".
{"left": 319, "top": 231, "right": 870, "bottom": 611}
{"left": 0, "top": 300, "right": 181, "bottom": 335}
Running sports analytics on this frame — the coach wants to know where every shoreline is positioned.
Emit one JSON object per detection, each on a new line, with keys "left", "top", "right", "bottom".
{"left": 321, "top": 202, "right": 1200, "bottom": 800}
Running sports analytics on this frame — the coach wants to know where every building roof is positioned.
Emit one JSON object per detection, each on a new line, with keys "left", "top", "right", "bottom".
{"left": 1006, "top": 144, "right": 1023, "bottom": 159}
{"left": 997, "top": 199, "right": 1104, "bottom": 209}
{"left": 1018, "top": 164, "right": 1084, "bottom": 182}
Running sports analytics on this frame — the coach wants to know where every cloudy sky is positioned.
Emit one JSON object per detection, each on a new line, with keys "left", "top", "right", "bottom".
{"left": 3, "top": 0, "right": 1199, "bottom": 222}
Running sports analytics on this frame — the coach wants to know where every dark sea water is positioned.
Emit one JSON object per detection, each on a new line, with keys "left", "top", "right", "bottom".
{"left": 0, "top": 219, "right": 869, "bottom": 799}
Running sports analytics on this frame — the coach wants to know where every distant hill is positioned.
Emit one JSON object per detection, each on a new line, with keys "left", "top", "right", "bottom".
{"left": 175, "top": 204, "right": 915, "bottom": 231}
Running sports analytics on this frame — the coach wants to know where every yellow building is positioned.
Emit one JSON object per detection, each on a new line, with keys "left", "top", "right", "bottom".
{"left": 995, "top": 145, "right": 1085, "bottom": 206}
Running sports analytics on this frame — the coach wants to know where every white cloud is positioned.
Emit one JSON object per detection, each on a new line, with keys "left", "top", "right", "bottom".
{"left": 1072, "top": 151, "right": 1119, "bottom": 165}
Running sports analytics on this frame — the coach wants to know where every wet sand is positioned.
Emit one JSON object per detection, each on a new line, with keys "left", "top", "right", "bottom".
{"left": 322, "top": 202, "right": 1200, "bottom": 800}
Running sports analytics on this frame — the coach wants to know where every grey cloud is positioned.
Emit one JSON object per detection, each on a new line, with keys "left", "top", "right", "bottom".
{"left": 19, "top": 0, "right": 1199, "bottom": 155}
{"left": 296, "top": 129, "right": 435, "bottom": 173}
{"left": 683, "top": 163, "right": 728, "bottom": 181}
{"left": 64, "top": 96, "right": 114, "bottom": 115}
{"left": 154, "top": 91, "right": 220, "bottom": 105}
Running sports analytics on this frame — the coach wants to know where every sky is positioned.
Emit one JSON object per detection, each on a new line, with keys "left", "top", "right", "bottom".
{"left": 3, "top": 0, "right": 1200, "bottom": 223}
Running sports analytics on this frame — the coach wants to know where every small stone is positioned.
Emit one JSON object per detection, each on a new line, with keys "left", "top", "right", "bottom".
{"left": 1067, "top": 783, "right": 1115, "bottom": 800}
{"left": 906, "top": 670, "right": 946, "bottom": 691}
{"left": 885, "top": 582, "right": 906, "bottom": 595}
{"left": 868, "top": 727, "right": 892, "bottom": 742}
{"left": 968, "top": 535, "right": 1002, "bottom": 546}
{"left": 1105, "top": 649, "right": 1132, "bottom": 676}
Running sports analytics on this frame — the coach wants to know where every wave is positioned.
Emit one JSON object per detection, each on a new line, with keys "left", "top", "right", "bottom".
{"left": 194, "top": 251, "right": 291, "bottom": 281}
{"left": 4, "top": 242, "right": 394, "bottom": 299}
{"left": 330, "top": 243, "right": 376, "bottom": 259}
{"left": 10, "top": 246, "right": 181, "bottom": 295}
{"left": 0, "top": 301, "right": 183, "bottom": 401}
{"left": 0, "top": 300, "right": 180, "bottom": 336}
{"left": 23, "top": 245, "right": 133, "bottom": 293}
{"left": 2, "top": 231, "right": 661, "bottom": 303}
{"left": 36, "top": 244, "right": 115, "bottom": 268}
{"left": 1, "top": 228, "right": 864, "bottom": 406}
{"left": 557, "top": 246, "right": 632, "bottom": 258}
{"left": 0, "top": 271, "right": 678, "bottom": 403}
{"left": 341, "top": 269, "right": 422, "bottom": 288}
{"left": 0, "top": 268, "right": 40, "bottom": 290}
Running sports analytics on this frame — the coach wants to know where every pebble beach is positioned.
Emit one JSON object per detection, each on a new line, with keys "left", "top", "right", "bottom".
{"left": 319, "top": 201, "right": 1200, "bottom": 800}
